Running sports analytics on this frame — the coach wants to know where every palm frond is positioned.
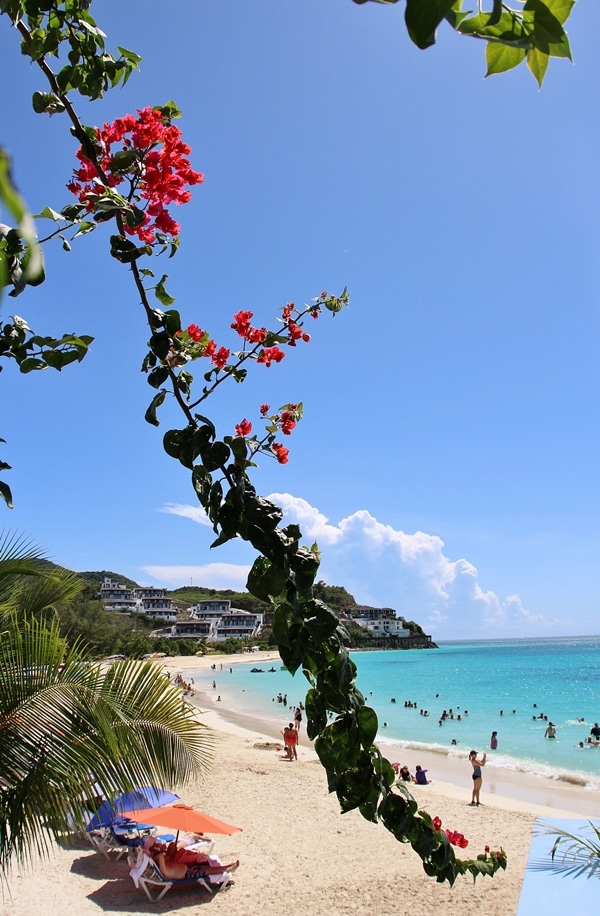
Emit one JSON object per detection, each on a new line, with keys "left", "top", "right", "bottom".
{"left": 535, "top": 821, "right": 600, "bottom": 881}
{"left": 0, "top": 613, "right": 213, "bottom": 880}
{"left": 0, "top": 530, "right": 45, "bottom": 566}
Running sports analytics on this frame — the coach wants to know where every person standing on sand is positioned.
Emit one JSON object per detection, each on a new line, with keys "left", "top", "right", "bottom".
{"left": 490, "top": 731, "right": 498, "bottom": 750}
{"left": 286, "top": 722, "right": 298, "bottom": 760}
{"left": 469, "top": 750, "right": 486, "bottom": 806}
{"left": 294, "top": 706, "right": 302, "bottom": 732}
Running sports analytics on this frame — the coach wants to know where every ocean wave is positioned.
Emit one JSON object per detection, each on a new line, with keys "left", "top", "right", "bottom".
{"left": 376, "top": 735, "right": 600, "bottom": 789}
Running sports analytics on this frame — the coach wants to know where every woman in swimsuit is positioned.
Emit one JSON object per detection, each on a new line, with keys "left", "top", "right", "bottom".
{"left": 469, "top": 749, "right": 486, "bottom": 806}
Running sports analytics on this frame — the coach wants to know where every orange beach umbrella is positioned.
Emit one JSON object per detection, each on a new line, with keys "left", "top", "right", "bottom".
{"left": 121, "top": 803, "right": 242, "bottom": 836}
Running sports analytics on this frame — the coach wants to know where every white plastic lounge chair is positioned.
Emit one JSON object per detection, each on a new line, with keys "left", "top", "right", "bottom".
{"left": 128, "top": 850, "right": 223, "bottom": 901}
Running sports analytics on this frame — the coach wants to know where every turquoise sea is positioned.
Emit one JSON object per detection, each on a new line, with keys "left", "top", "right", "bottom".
{"left": 188, "top": 636, "right": 600, "bottom": 790}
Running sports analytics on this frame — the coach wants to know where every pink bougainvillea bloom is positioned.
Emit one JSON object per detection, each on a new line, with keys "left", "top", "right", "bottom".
{"left": 260, "top": 404, "right": 270, "bottom": 416}
{"left": 301, "top": 332, "right": 310, "bottom": 342}
{"left": 187, "top": 323, "right": 204, "bottom": 342}
{"left": 235, "top": 419, "right": 252, "bottom": 437}
{"left": 432, "top": 816, "right": 442, "bottom": 832}
{"left": 272, "top": 443, "right": 289, "bottom": 464}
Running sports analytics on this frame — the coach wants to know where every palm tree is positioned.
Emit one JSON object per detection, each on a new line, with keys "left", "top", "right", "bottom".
{"left": 0, "top": 532, "right": 213, "bottom": 881}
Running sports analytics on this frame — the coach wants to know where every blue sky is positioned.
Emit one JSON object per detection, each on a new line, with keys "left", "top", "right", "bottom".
{"left": 1, "top": 1, "right": 599, "bottom": 640}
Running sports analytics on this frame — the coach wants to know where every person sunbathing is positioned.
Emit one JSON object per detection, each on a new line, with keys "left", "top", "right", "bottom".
{"left": 144, "top": 836, "right": 239, "bottom": 881}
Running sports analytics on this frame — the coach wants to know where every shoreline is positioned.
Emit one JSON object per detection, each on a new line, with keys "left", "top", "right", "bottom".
{"left": 167, "top": 652, "right": 600, "bottom": 820}
{"left": 8, "top": 650, "right": 598, "bottom": 916}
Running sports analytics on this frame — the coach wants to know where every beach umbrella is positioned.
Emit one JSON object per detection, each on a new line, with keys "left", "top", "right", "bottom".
{"left": 86, "top": 786, "right": 180, "bottom": 830}
{"left": 121, "top": 803, "right": 242, "bottom": 839}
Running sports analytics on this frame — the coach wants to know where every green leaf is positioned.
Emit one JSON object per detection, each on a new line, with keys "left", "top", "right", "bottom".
{"left": 405, "top": 0, "right": 456, "bottom": 49}
{"left": 145, "top": 389, "right": 167, "bottom": 426}
{"left": 31, "top": 91, "right": 65, "bottom": 115}
{"left": 485, "top": 42, "right": 527, "bottom": 76}
{"left": 247, "top": 557, "right": 287, "bottom": 602}
{"left": 117, "top": 46, "right": 143, "bottom": 65}
{"left": 527, "top": 46, "right": 549, "bottom": 86}
{"left": 34, "top": 206, "right": 63, "bottom": 222}
{"left": 155, "top": 276, "right": 176, "bottom": 306}
{"left": 356, "top": 706, "right": 379, "bottom": 747}
{"left": 199, "top": 441, "right": 230, "bottom": 472}
{"left": 0, "top": 479, "right": 13, "bottom": 509}
{"left": 147, "top": 366, "right": 170, "bottom": 389}
{"left": 19, "top": 357, "right": 47, "bottom": 373}
{"left": 524, "top": 0, "right": 572, "bottom": 60}
{"left": 541, "top": 0, "right": 576, "bottom": 26}
{"left": 71, "top": 221, "right": 96, "bottom": 239}
{"left": 158, "top": 99, "right": 183, "bottom": 120}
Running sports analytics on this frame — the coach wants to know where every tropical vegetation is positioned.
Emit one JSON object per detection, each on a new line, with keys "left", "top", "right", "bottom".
{"left": 0, "top": 532, "right": 212, "bottom": 880}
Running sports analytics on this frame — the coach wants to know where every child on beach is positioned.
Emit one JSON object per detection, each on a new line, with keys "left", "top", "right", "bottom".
{"left": 490, "top": 731, "right": 498, "bottom": 750}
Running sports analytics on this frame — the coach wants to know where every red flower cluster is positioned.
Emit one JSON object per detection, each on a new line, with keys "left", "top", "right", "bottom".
{"left": 272, "top": 443, "right": 289, "bottom": 464}
{"left": 257, "top": 347, "right": 285, "bottom": 367}
{"left": 280, "top": 411, "right": 296, "bottom": 436}
{"left": 67, "top": 107, "right": 204, "bottom": 243}
{"left": 205, "top": 341, "right": 230, "bottom": 369}
{"left": 187, "top": 323, "right": 205, "bottom": 342}
{"left": 231, "top": 310, "right": 267, "bottom": 344}
{"left": 445, "top": 830, "right": 469, "bottom": 849}
{"left": 432, "top": 816, "right": 469, "bottom": 849}
{"left": 235, "top": 419, "right": 252, "bottom": 437}
{"left": 281, "top": 302, "right": 311, "bottom": 345}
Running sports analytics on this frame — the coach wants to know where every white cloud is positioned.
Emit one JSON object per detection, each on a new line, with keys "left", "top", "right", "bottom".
{"left": 159, "top": 503, "right": 211, "bottom": 527}
{"left": 141, "top": 563, "right": 251, "bottom": 590}
{"left": 156, "top": 492, "right": 562, "bottom": 639}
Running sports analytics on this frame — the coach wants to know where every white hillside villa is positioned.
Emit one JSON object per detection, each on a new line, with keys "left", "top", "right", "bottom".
{"left": 169, "top": 599, "right": 262, "bottom": 643}
{"left": 348, "top": 605, "right": 410, "bottom": 638}
{"left": 98, "top": 576, "right": 177, "bottom": 623}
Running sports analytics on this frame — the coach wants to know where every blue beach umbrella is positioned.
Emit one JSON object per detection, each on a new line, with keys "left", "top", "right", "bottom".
{"left": 86, "top": 785, "right": 180, "bottom": 830}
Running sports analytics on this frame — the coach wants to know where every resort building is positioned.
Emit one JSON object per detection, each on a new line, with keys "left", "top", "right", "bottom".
{"left": 97, "top": 576, "right": 177, "bottom": 622}
{"left": 170, "top": 599, "right": 262, "bottom": 643}
{"left": 349, "top": 605, "right": 411, "bottom": 638}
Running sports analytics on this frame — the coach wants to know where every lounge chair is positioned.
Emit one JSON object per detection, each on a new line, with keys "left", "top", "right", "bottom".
{"left": 128, "top": 849, "right": 232, "bottom": 901}
{"left": 87, "top": 818, "right": 175, "bottom": 859}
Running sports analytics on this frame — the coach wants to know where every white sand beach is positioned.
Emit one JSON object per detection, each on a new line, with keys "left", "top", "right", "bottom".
{"left": 7, "top": 651, "right": 600, "bottom": 916}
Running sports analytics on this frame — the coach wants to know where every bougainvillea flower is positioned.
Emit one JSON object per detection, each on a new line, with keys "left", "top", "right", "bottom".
{"left": 260, "top": 404, "right": 270, "bottom": 416}
{"left": 445, "top": 830, "right": 469, "bottom": 848}
{"left": 280, "top": 411, "right": 296, "bottom": 436}
{"left": 67, "top": 106, "right": 203, "bottom": 243}
{"left": 432, "top": 816, "right": 442, "bottom": 832}
{"left": 187, "top": 323, "right": 205, "bottom": 342}
{"left": 257, "top": 346, "right": 285, "bottom": 367}
{"left": 235, "top": 419, "right": 252, "bottom": 437}
{"left": 272, "top": 443, "right": 289, "bottom": 464}
{"left": 211, "top": 346, "right": 230, "bottom": 369}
